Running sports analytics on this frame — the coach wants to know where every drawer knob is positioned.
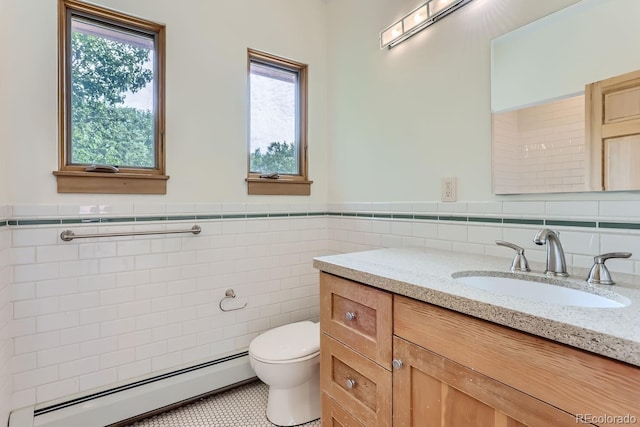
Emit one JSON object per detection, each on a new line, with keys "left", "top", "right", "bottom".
{"left": 345, "top": 378, "right": 356, "bottom": 389}
{"left": 392, "top": 359, "right": 404, "bottom": 370}
{"left": 345, "top": 311, "right": 357, "bottom": 321}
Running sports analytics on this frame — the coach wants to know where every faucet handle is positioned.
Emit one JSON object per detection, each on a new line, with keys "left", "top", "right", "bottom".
{"left": 496, "top": 240, "right": 531, "bottom": 272}
{"left": 587, "top": 252, "right": 632, "bottom": 285}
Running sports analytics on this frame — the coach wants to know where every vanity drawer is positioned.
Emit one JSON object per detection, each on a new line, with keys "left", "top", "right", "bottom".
{"left": 320, "top": 334, "right": 392, "bottom": 427}
{"left": 320, "top": 272, "right": 392, "bottom": 367}
{"left": 322, "top": 392, "right": 365, "bottom": 427}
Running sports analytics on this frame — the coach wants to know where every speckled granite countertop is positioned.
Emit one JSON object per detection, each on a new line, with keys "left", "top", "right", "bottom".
{"left": 313, "top": 247, "right": 640, "bottom": 367}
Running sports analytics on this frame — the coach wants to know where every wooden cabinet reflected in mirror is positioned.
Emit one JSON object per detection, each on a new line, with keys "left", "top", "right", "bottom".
{"left": 587, "top": 69, "right": 640, "bottom": 192}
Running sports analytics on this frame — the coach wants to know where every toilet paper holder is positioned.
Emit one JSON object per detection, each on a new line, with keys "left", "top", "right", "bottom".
{"left": 219, "top": 289, "right": 248, "bottom": 312}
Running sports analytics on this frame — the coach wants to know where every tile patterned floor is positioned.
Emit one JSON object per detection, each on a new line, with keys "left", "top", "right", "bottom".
{"left": 126, "top": 380, "right": 321, "bottom": 427}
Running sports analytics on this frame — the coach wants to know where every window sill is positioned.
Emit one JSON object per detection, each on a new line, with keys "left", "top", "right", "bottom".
{"left": 53, "top": 171, "right": 169, "bottom": 194}
{"left": 246, "top": 177, "right": 313, "bottom": 196}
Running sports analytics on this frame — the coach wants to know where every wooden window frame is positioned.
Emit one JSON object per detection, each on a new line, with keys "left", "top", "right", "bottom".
{"left": 54, "top": 0, "right": 168, "bottom": 194}
{"left": 246, "top": 49, "right": 312, "bottom": 196}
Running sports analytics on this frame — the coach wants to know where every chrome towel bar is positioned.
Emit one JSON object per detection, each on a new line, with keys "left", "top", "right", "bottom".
{"left": 60, "top": 225, "right": 201, "bottom": 241}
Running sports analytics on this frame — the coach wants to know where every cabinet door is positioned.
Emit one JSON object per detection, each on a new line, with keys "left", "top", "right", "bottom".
{"left": 394, "top": 295, "right": 640, "bottom": 422}
{"left": 392, "top": 337, "right": 579, "bottom": 427}
{"left": 320, "top": 272, "right": 392, "bottom": 368}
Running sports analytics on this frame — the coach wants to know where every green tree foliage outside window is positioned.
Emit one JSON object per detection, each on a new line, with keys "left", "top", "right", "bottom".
{"left": 70, "top": 27, "right": 155, "bottom": 168}
{"left": 250, "top": 142, "right": 297, "bottom": 175}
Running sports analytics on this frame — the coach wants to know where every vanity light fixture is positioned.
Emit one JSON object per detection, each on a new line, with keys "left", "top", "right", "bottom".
{"left": 380, "top": 0, "right": 474, "bottom": 49}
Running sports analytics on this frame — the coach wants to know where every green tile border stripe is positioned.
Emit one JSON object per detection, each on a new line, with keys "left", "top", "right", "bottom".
{"left": 196, "top": 214, "right": 222, "bottom": 220}
{"left": 16, "top": 219, "right": 62, "bottom": 226}
{"left": 221, "top": 214, "right": 246, "bottom": 219}
{"left": 545, "top": 219, "right": 596, "bottom": 228}
{"left": 438, "top": 215, "right": 468, "bottom": 222}
{"left": 327, "top": 212, "right": 558, "bottom": 227}
{"left": 468, "top": 217, "right": 502, "bottom": 223}
{"left": 135, "top": 216, "right": 168, "bottom": 222}
{"left": 414, "top": 215, "right": 438, "bottom": 221}
{"left": 101, "top": 217, "right": 136, "bottom": 223}
{"left": 599, "top": 221, "right": 640, "bottom": 230}
{"left": 327, "top": 212, "right": 610, "bottom": 228}
{"left": 392, "top": 214, "right": 413, "bottom": 219}
{"left": 3, "top": 211, "right": 640, "bottom": 232}
{"left": 62, "top": 218, "right": 100, "bottom": 224}
{"left": 3, "top": 212, "right": 331, "bottom": 225}
{"left": 167, "top": 215, "right": 196, "bottom": 221}
{"left": 502, "top": 218, "right": 545, "bottom": 225}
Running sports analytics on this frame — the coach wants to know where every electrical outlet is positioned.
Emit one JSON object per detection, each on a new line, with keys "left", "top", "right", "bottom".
{"left": 441, "top": 177, "right": 457, "bottom": 202}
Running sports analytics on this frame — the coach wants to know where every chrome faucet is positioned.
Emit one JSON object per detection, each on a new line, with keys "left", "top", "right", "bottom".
{"left": 533, "top": 229, "right": 569, "bottom": 277}
{"left": 586, "top": 252, "right": 632, "bottom": 285}
{"left": 495, "top": 240, "right": 530, "bottom": 272}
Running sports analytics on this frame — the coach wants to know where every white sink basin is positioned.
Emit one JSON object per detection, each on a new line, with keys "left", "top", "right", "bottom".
{"left": 453, "top": 273, "right": 629, "bottom": 308}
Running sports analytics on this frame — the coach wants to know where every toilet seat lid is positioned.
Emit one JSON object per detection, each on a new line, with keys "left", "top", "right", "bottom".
{"left": 249, "top": 321, "right": 320, "bottom": 362}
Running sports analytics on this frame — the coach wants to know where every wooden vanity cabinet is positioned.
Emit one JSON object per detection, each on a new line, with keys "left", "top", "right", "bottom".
{"left": 319, "top": 272, "right": 640, "bottom": 427}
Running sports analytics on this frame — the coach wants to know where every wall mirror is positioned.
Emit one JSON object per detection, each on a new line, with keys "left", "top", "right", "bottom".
{"left": 490, "top": 0, "right": 640, "bottom": 194}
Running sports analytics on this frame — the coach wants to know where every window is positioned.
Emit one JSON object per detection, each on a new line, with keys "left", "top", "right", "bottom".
{"left": 246, "top": 49, "right": 312, "bottom": 195}
{"left": 55, "top": 0, "right": 167, "bottom": 194}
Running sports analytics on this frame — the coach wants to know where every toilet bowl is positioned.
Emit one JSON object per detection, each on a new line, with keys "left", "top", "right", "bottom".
{"left": 249, "top": 321, "right": 320, "bottom": 426}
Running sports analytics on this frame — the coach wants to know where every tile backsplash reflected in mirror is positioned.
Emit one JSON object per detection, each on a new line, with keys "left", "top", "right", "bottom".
{"left": 492, "top": 95, "right": 587, "bottom": 194}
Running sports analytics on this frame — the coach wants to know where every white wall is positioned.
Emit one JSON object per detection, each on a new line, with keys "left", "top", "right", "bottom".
{"left": 7, "top": 0, "right": 329, "bottom": 204}
{"left": 325, "top": 0, "right": 586, "bottom": 202}
{"left": 492, "top": 0, "right": 640, "bottom": 112}
{"left": 1, "top": 0, "right": 14, "bottom": 422}
{"left": 0, "top": 0, "right": 12, "bottom": 206}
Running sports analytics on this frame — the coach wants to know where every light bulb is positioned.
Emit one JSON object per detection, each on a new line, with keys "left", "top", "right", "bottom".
{"left": 403, "top": 5, "right": 428, "bottom": 32}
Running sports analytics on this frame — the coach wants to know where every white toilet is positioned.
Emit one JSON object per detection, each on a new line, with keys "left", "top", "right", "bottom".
{"left": 249, "top": 321, "right": 321, "bottom": 426}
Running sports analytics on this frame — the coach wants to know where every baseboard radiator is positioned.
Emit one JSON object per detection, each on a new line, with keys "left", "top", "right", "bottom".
{"left": 9, "top": 352, "right": 255, "bottom": 427}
